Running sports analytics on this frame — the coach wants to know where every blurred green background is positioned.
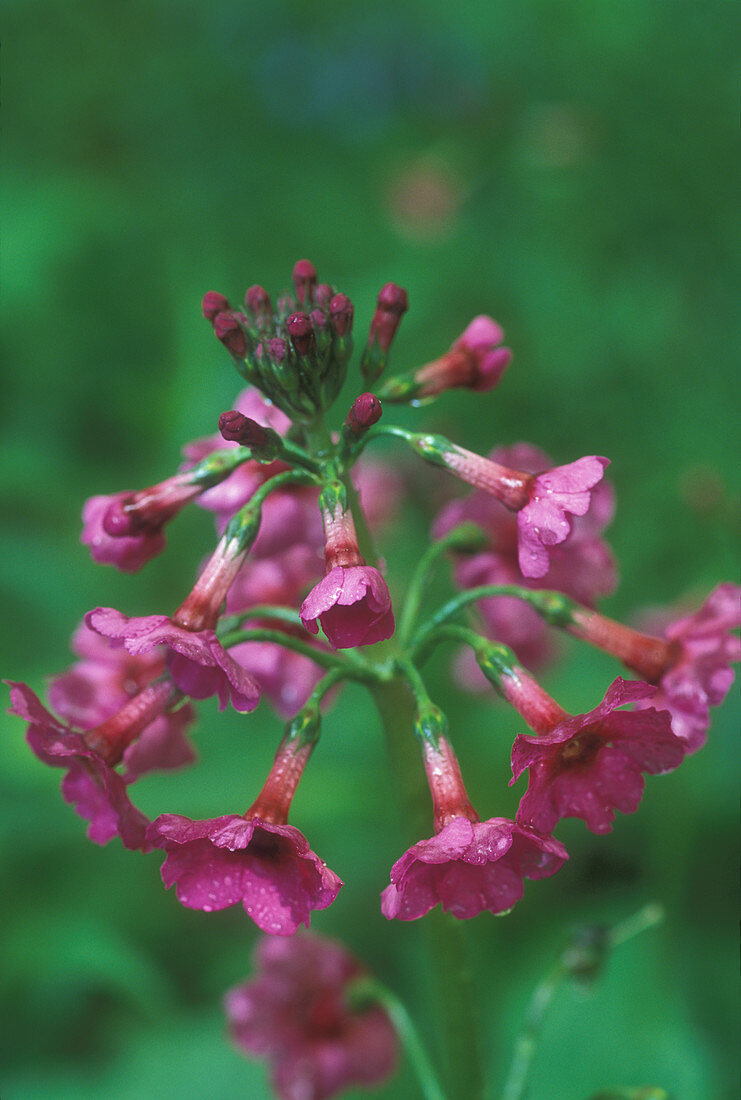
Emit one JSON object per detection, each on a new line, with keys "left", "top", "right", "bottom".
{"left": 2, "top": 1, "right": 739, "bottom": 1097}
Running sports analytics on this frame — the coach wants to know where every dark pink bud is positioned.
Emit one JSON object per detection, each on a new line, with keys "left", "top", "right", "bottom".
{"left": 287, "top": 311, "right": 315, "bottom": 356}
{"left": 345, "top": 393, "right": 383, "bottom": 434}
{"left": 329, "top": 293, "right": 354, "bottom": 337}
{"left": 310, "top": 308, "right": 329, "bottom": 331}
{"left": 315, "top": 283, "right": 334, "bottom": 310}
{"left": 244, "top": 285, "right": 273, "bottom": 323}
{"left": 370, "top": 284, "right": 408, "bottom": 351}
{"left": 267, "top": 337, "right": 288, "bottom": 364}
{"left": 213, "top": 311, "right": 248, "bottom": 358}
{"left": 292, "top": 260, "right": 318, "bottom": 306}
{"left": 202, "top": 292, "right": 230, "bottom": 321}
{"left": 217, "top": 411, "right": 266, "bottom": 448}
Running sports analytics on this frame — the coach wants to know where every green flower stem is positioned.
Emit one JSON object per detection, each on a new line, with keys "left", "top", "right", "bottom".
{"left": 501, "top": 959, "right": 564, "bottom": 1100}
{"left": 398, "top": 524, "right": 488, "bottom": 645}
{"left": 349, "top": 977, "right": 448, "bottom": 1100}
{"left": 501, "top": 904, "right": 665, "bottom": 1100}
{"left": 370, "top": 672, "right": 486, "bottom": 1100}
{"left": 219, "top": 627, "right": 371, "bottom": 678}
{"left": 220, "top": 606, "right": 305, "bottom": 632}
{"left": 411, "top": 586, "right": 577, "bottom": 659}
{"left": 276, "top": 436, "right": 324, "bottom": 473}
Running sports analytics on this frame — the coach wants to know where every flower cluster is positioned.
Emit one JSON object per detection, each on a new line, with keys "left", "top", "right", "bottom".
{"left": 8, "top": 259, "right": 739, "bottom": 1098}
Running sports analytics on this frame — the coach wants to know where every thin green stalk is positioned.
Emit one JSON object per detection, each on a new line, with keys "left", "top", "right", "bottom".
{"left": 410, "top": 586, "right": 574, "bottom": 658}
{"left": 219, "top": 627, "right": 369, "bottom": 677}
{"left": 501, "top": 960, "right": 564, "bottom": 1100}
{"left": 221, "top": 606, "right": 305, "bottom": 631}
{"left": 397, "top": 524, "right": 487, "bottom": 645}
{"left": 371, "top": 674, "right": 486, "bottom": 1100}
{"left": 349, "top": 977, "right": 448, "bottom": 1100}
{"left": 501, "top": 904, "right": 665, "bottom": 1100}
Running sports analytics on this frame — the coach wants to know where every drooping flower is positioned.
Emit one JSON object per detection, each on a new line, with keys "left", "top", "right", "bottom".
{"left": 566, "top": 582, "right": 741, "bottom": 752}
{"left": 86, "top": 607, "right": 259, "bottom": 713}
{"left": 300, "top": 485, "right": 394, "bottom": 649}
{"left": 47, "top": 620, "right": 195, "bottom": 781}
{"left": 5, "top": 679, "right": 192, "bottom": 850}
{"left": 146, "top": 733, "right": 341, "bottom": 934}
{"left": 225, "top": 933, "right": 398, "bottom": 1100}
{"left": 434, "top": 443, "right": 616, "bottom": 670}
{"left": 381, "top": 713, "right": 567, "bottom": 921}
{"left": 86, "top": 517, "right": 264, "bottom": 712}
{"left": 497, "top": 666, "right": 686, "bottom": 835}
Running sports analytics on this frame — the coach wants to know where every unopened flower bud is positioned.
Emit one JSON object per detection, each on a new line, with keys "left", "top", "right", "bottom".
{"left": 244, "top": 285, "right": 273, "bottom": 326}
{"left": 329, "top": 293, "right": 354, "bottom": 338}
{"left": 361, "top": 283, "right": 408, "bottom": 383}
{"left": 287, "top": 311, "right": 316, "bottom": 357}
{"left": 315, "top": 283, "right": 334, "bottom": 310}
{"left": 202, "top": 291, "right": 231, "bottom": 321}
{"left": 292, "top": 259, "right": 318, "bottom": 306}
{"left": 345, "top": 393, "right": 383, "bottom": 434}
{"left": 213, "top": 311, "right": 249, "bottom": 358}
{"left": 217, "top": 411, "right": 283, "bottom": 462}
{"left": 370, "top": 284, "right": 408, "bottom": 352}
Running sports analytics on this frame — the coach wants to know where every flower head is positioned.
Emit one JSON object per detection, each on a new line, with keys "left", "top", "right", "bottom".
{"left": 509, "top": 676, "right": 686, "bottom": 835}
{"left": 225, "top": 933, "right": 398, "bottom": 1100}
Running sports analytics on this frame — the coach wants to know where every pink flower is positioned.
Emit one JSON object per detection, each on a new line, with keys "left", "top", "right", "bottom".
{"left": 568, "top": 583, "right": 741, "bottom": 753}
{"left": 47, "top": 621, "right": 195, "bottom": 781}
{"left": 146, "top": 815, "right": 341, "bottom": 934}
{"left": 382, "top": 724, "right": 567, "bottom": 920}
{"left": 438, "top": 442, "right": 609, "bottom": 579}
{"left": 413, "top": 315, "right": 512, "bottom": 397}
{"left": 147, "top": 730, "right": 341, "bottom": 933}
{"left": 225, "top": 933, "right": 398, "bottom": 1100}
{"left": 381, "top": 816, "right": 567, "bottom": 920}
{"left": 300, "top": 490, "right": 395, "bottom": 649}
{"left": 5, "top": 680, "right": 170, "bottom": 850}
{"left": 434, "top": 444, "right": 616, "bottom": 669}
{"left": 300, "top": 566, "right": 394, "bottom": 649}
{"left": 86, "top": 607, "right": 259, "bottom": 713}
{"left": 636, "top": 583, "right": 741, "bottom": 751}
{"left": 81, "top": 494, "right": 166, "bottom": 572}
{"left": 507, "top": 676, "right": 686, "bottom": 835}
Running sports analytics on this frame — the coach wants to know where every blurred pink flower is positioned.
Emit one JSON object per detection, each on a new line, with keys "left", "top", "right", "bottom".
{"left": 226, "top": 933, "right": 398, "bottom": 1100}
